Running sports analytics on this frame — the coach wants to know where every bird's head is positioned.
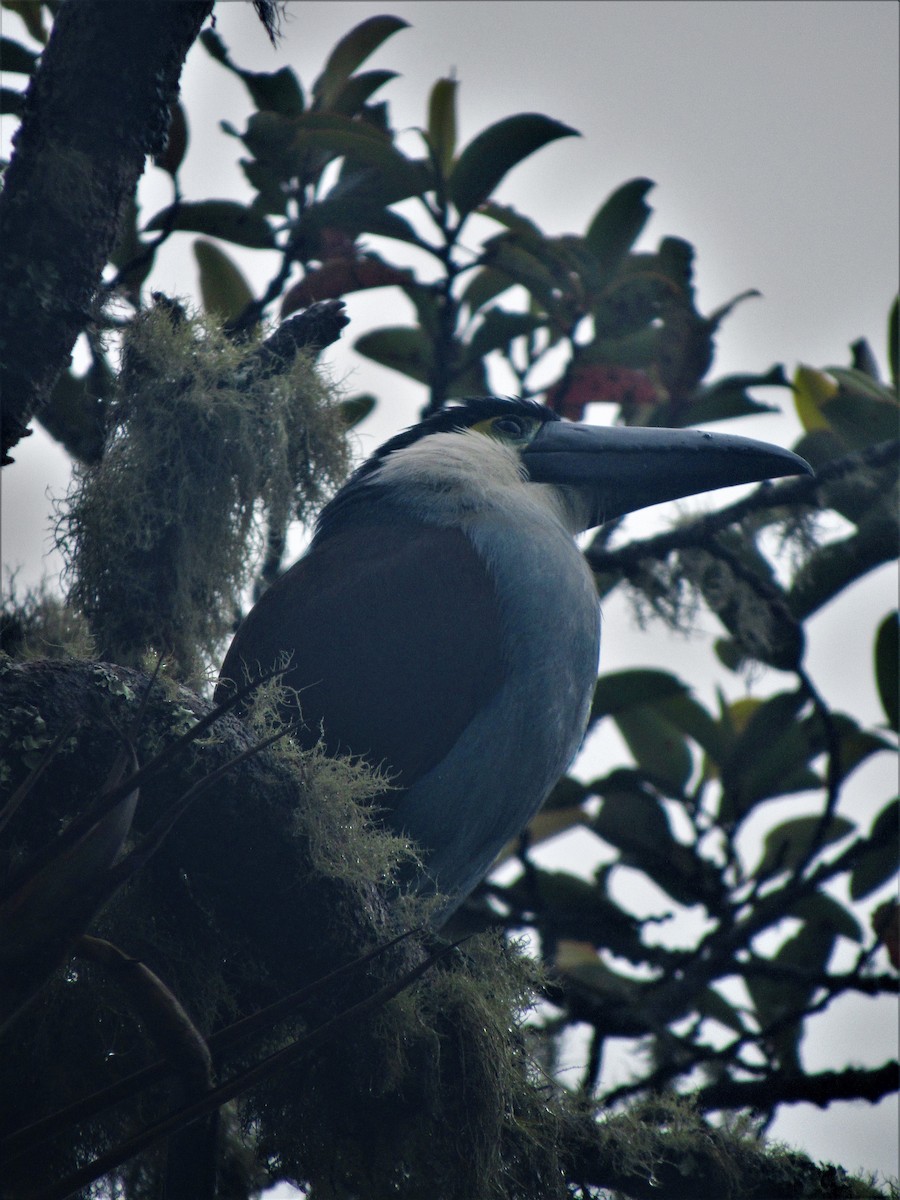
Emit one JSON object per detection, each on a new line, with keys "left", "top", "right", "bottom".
{"left": 320, "top": 397, "right": 812, "bottom": 536}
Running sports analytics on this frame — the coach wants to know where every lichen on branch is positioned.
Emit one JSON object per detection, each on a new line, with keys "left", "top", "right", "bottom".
{"left": 56, "top": 304, "right": 349, "bottom": 682}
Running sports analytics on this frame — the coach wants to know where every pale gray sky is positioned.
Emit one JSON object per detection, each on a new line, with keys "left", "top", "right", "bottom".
{"left": 1, "top": 0, "right": 897, "bottom": 1182}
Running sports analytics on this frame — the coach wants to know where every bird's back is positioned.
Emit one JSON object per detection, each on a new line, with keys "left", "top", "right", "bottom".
{"left": 216, "top": 493, "right": 600, "bottom": 912}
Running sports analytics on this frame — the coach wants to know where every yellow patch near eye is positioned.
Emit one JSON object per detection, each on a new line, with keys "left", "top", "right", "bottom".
{"left": 471, "top": 418, "right": 498, "bottom": 436}
{"left": 471, "top": 415, "right": 537, "bottom": 443}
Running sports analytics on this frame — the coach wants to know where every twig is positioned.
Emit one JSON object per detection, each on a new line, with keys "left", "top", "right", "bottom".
{"left": 695, "top": 1059, "right": 899, "bottom": 1112}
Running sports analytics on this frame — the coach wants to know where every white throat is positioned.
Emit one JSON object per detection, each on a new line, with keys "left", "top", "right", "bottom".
{"left": 372, "top": 428, "right": 588, "bottom": 535}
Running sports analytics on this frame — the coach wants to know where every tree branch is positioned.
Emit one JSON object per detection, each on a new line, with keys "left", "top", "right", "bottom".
{"left": 561, "top": 1102, "right": 883, "bottom": 1200}
{"left": 695, "top": 1060, "right": 900, "bottom": 1113}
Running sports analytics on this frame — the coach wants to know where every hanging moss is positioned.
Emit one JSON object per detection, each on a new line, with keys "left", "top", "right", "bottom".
{"left": 57, "top": 304, "right": 349, "bottom": 684}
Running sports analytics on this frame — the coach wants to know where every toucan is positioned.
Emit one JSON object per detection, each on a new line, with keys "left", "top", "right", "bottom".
{"left": 217, "top": 398, "right": 811, "bottom": 918}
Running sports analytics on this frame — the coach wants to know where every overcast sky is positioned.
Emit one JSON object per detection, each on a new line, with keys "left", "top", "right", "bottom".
{"left": 1, "top": 0, "right": 897, "bottom": 1182}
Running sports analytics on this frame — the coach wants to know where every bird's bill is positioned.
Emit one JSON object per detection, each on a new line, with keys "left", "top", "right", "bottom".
{"left": 520, "top": 421, "right": 813, "bottom": 523}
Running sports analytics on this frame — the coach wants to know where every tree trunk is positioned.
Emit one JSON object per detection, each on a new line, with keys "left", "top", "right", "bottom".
{"left": 0, "top": 0, "right": 213, "bottom": 464}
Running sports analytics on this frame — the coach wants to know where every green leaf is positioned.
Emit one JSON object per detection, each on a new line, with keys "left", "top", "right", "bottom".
{"left": 655, "top": 692, "right": 725, "bottom": 766}
{"left": 199, "top": 27, "right": 231, "bottom": 65}
{"left": 593, "top": 779, "right": 724, "bottom": 907}
{"left": 714, "top": 638, "right": 746, "bottom": 674}
{"left": 850, "top": 798, "right": 900, "bottom": 901}
{"left": 638, "top": 840, "right": 722, "bottom": 909}
{"left": 465, "top": 309, "right": 543, "bottom": 363}
{"left": 200, "top": 30, "right": 305, "bottom": 115}
{"left": 754, "top": 814, "right": 855, "bottom": 881}
{"left": 590, "top": 669, "right": 689, "bottom": 722}
{"left": 41, "top": 368, "right": 108, "bottom": 466}
{"left": 154, "top": 100, "right": 188, "bottom": 178}
{"left": 308, "top": 191, "right": 425, "bottom": 244}
{"left": 720, "top": 692, "right": 819, "bottom": 821}
{"left": 793, "top": 359, "right": 899, "bottom": 450}
{"left": 354, "top": 326, "right": 432, "bottom": 385}
{"left": 594, "top": 786, "right": 672, "bottom": 852}
{"left": 821, "top": 713, "right": 895, "bottom": 782}
{"left": 329, "top": 69, "right": 397, "bottom": 117}
{"left": 850, "top": 337, "right": 881, "bottom": 380}
{"left": 820, "top": 386, "right": 900, "bottom": 450}
{"left": 888, "top": 296, "right": 898, "bottom": 390}
{"left": 0, "top": 86, "right": 24, "bottom": 116}
{"left": 583, "top": 178, "right": 654, "bottom": 278}
{"left": 233, "top": 110, "right": 299, "bottom": 178}
{"left": 0, "top": 36, "right": 37, "bottom": 74}
{"left": 479, "top": 237, "right": 560, "bottom": 310}
{"left": 652, "top": 849, "right": 724, "bottom": 902}
{"left": 591, "top": 268, "right": 671, "bottom": 339}
{"left": 287, "top": 114, "right": 428, "bottom": 197}
{"left": 827, "top": 365, "right": 898, "bottom": 404}
{"left": 242, "top": 66, "right": 305, "bottom": 117}
{"left": 496, "top": 806, "right": 587, "bottom": 865}
{"left": 697, "top": 987, "right": 746, "bottom": 1035}
{"left": 447, "top": 354, "right": 490, "bottom": 398}
{"left": 614, "top": 707, "right": 693, "bottom": 794}
{"left": 313, "top": 15, "right": 409, "bottom": 110}
{"left": 145, "top": 201, "right": 274, "bottom": 249}
{"left": 427, "top": 76, "right": 457, "bottom": 178}
{"left": 678, "top": 392, "right": 779, "bottom": 426}
{"left": 793, "top": 364, "right": 838, "bottom": 433}
{"left": 546, "top": 774, "right": 594, "bottom": 810}
{"left": 449, "top": 113, "right": 579, "bottom": 217}
{"left": 875, "top": 612, "right": 899, "bottom": 732}
{"left": 241, "top": 158, "right": 288, "bottom": 216}
{"left": 519, "top": 870, "right": 643, "bottom": 953}
{"left": 748, "top": 919, "right": 837, "bottom": 1069}
{"left": 236, "top": 108, "right": 423, "bottom": 202}
{"left": 755, "top": 921, "right": 833, "bottom": 1005}
{"left": 705, "top": 288, "right": 761, "bottom": 331}
{"left": 193, "top": 240, "right": 254, "bottom": 322}
{"left": 577, "top": 327, "right": 662, "bottom": 370}
{"left": 790, "top": 892, "right": 862, "bottom": 943}
{"left": 331, "top": 155, "right": 434, "bottom": 211}
{"left": 459, "top": 267, "right": 516, "bottom": 316}
{"left": 680, "top": 365, "right": 788, "bottom": 426}
{"left": 402, "top": 283, "right": 443, "bottom": 341}
{"left": 554, "top": 942, "right": 644, "bottom": 1008}
{"left": 656, "top": 235, "right": 695, "bottom": 291}
{"left": 478, "top": 200, "right": 546, "bottom": 240}
{"left": 340, "top": 394, "right": 377, "bottom": 429}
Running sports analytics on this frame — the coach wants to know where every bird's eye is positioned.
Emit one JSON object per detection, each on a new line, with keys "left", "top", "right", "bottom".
{"left": 470, "top": 413, "right": 537, "bottom": 442}
{"left": 492, "top": 417, "right": 525, "bottom": 437}
{"left": 491, "top": 415, "right": 532, "bottom": 440}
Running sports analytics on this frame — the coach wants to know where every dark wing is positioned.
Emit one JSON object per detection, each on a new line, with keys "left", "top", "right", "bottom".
{"left": 217, "top": 515, "right": 506, "bottom": 789}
